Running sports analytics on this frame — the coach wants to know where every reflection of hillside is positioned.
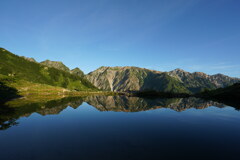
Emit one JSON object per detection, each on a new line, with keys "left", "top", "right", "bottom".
{"left": 0, "top": 97, "right": 83, "bottom": 130}
{"left": 85, "top": 96, "right": 225, "bottom": 112}
{"left": 17, "top": 97, "right": 83, "bottom": 116}
{"left": 36, "top": 98, "right": 83, "bottom": 116}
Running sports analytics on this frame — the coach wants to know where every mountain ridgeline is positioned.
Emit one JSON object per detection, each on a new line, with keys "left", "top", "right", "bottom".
{"left": 40, "top": 60, "right": 71, "bottom": 73}
{"left": 86, "top": 66, "right": 240, "bottom": 94}
{"left": 40, "top": 60, "right": 85, "bottom": 78}
{"left": 0, "top": 48, "right": 97, "bottom": 91}
{"left": 0, "top": 48, "right": 239, "bottom": 95}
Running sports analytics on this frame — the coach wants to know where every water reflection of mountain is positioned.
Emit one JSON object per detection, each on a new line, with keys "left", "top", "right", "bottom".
{"left": 84, "top": 96, "right": 225, "bottom": 112}
{"left": 0, "top": 97, "right": 83, "bottom": 130}
{"left": 0, "top": 96, "right": 232, "bottom": 130}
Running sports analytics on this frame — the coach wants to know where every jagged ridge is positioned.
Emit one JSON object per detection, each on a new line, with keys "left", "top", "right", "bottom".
{"left": 86, "top": 66, "right": 239, "bottom": 93}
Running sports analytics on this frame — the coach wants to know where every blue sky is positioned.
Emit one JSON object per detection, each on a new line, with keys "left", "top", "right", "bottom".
{"left": 1, "top": 0, "right": 240, "bottom": 77}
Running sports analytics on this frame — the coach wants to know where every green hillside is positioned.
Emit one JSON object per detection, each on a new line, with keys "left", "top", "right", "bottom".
{"left": 196, "top": 83, "right": 240, "bottom": 107}
{"left": 197, "top": 83, "right": 240, "bottom": 100}
{"left": 0, "top": 48, "right": 97, "bottom": 91}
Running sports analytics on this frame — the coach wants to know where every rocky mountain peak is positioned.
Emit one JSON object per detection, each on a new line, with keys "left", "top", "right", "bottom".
{"left": 70, "top": 67, "right": 85, "bottom": 77}
{"left": 95, "top": 66, "right": 162, "bottom": 73}
{"left": 169, "top": 68, "right": 188, "bottom": 76}
{"left": 40, "top": 60, "right": 70, "bottom": 72}
{"left": 21, "top": 56, "right": 37, "bottom": 63}
{"left": 86, "top": 66, "right": 189, "bottom": 93}
{"left": 173, "top": 68, "right": 186, "bottom": 73}
{"left": 193, "top": 72, "right": 208, "bottom": 78}
{"left": 87, "top": 66, "right": 240, "bottom": 93}
{"left": 168, "top": 68, "right": 189, "bottom": 79}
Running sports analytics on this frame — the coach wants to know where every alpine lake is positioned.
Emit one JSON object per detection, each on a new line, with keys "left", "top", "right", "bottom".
{"left": 0, "top": 95, "right": 240, "bottom": 160}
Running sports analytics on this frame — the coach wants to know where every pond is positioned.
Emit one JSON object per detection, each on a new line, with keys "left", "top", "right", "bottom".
{"left": 0, "top": 96, "right": 240, "bottom": 160}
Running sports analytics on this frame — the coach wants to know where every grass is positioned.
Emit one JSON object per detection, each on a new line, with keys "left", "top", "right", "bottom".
{"left": 0, "top": 73, "right": 119, "bottom": 106}
{"left": 0, "top": 48, "right": 98, "bottom": 91}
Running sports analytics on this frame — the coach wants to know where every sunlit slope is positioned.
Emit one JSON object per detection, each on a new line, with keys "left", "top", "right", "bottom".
{"left": 0, "top": 48, "right": 97, "bottom": 91}
{"left": 87, "top": 66, "right": 240, "bottom": 93}
{"left": 87, "top": 66, "right": 191, "bottom": 93}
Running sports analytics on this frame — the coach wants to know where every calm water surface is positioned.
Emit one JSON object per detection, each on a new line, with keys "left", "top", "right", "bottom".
{"left": 0, "top": 96, "right": 240, "bottom": 160}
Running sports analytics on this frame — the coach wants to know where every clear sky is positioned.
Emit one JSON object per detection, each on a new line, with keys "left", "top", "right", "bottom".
{"left": 1, "top": 0, "right": 240, "bottom": 77}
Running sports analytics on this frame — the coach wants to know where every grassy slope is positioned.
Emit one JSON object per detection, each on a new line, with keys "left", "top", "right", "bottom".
{"left": 0, "top": 74, "right": 117, "bottom": 105}
{"left": 0, "top": 48, "right": 97, "bottom": 91}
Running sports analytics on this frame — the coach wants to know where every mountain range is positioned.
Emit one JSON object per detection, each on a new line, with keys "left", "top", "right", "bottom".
{"left": 0, "top": 48, "right": 239, "bottom": 97}
{"left": 86, "top": 66, "right": 239, "bottom": 93}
